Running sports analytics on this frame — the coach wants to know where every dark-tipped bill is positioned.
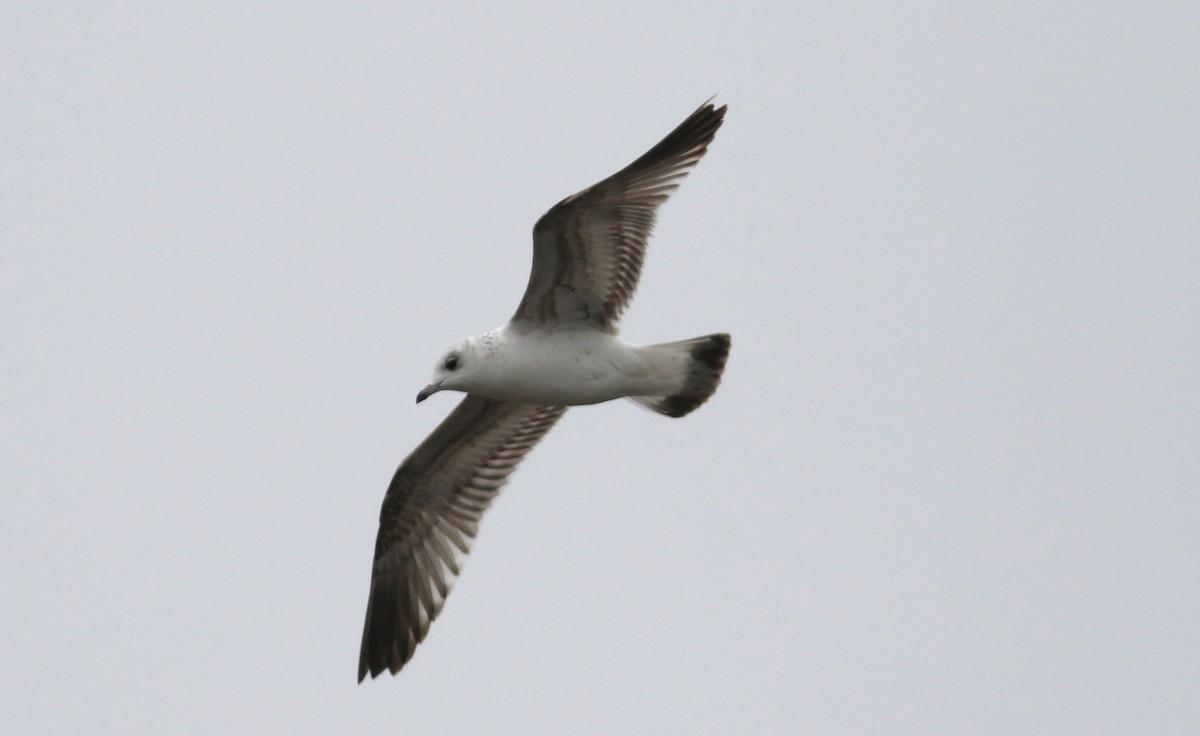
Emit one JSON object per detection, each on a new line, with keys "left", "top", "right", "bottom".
{"left": 416, "top": 383, "right": 440, "bottom": 403}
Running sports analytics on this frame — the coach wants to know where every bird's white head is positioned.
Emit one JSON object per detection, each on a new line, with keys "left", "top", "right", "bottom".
{"left": 416, "top": 336, "right": 488, "bottom": 403}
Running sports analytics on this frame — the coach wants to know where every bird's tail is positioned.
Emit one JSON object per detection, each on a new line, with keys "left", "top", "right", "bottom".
{"left": 626, "top": 333, "right": 731, "bottom": 418}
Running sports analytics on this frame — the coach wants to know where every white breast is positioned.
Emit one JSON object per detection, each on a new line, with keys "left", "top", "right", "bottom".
{"left": 471, "top": 327, "right": 648, "bottom": 405}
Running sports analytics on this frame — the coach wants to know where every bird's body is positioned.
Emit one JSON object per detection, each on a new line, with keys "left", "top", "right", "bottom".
{"left": 424, "top": 325, "right": 706, "bottom": 406}
{"left": 359, "top": 99, "right": 731, "bottom": 681}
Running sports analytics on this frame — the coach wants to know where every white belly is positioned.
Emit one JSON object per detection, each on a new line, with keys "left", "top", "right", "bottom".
{"left": 471, "top": 328, "right": 661, "bottom": 406}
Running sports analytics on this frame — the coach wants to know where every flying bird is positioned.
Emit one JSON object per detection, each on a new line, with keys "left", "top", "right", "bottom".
{"left": 359, "top": 100, "right": 731, "bottom": 681}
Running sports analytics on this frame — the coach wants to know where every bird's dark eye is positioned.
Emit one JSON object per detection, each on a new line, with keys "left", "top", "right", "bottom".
{"left": 444, "top": 355, "right": 459, "bottom": 371}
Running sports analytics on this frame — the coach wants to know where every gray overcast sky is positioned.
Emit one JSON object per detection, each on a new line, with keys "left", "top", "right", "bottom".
{"left": 3, "top": 2, "right": 1197, "bottom": 734}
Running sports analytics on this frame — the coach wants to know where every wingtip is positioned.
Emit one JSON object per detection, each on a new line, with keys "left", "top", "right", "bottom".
{"left": 357, "top": 654, "right": 394, "bottom": 683}
{"left": 697, "top": 95, "right": 727, "bottom": 117}
{"left": 356, "top": 666, "right": 392, "bottom": 683}
{"left": 683, "top": 97, "right": 727, "bottom": 142}
{"left": 357, "top": 642, "right": 372, "bottom": 683}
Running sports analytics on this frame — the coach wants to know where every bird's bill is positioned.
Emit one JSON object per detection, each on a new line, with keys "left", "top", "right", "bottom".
{"left": 416, "top": 382, "right": 441, "bottom": 403}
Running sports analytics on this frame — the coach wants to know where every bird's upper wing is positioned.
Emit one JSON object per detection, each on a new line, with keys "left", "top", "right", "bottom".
{"left": 359, "top": 395, "right": 566, "bottom": 681}
{"left": 512, "top": 100, "right": 726, "bottom": 331}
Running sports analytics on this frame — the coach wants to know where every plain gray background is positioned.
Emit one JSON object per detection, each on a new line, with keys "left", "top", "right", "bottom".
{"left": 3, "top": 2, "right": 1197, "bottom": 733}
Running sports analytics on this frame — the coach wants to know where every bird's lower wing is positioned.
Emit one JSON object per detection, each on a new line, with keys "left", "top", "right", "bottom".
{"left": 359, "top": 395, "right": 566, "bottom": 681}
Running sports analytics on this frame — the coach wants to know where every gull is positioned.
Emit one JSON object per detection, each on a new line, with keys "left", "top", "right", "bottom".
{"left": 359, "top": 100, "right": 731, "bottom": 681}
